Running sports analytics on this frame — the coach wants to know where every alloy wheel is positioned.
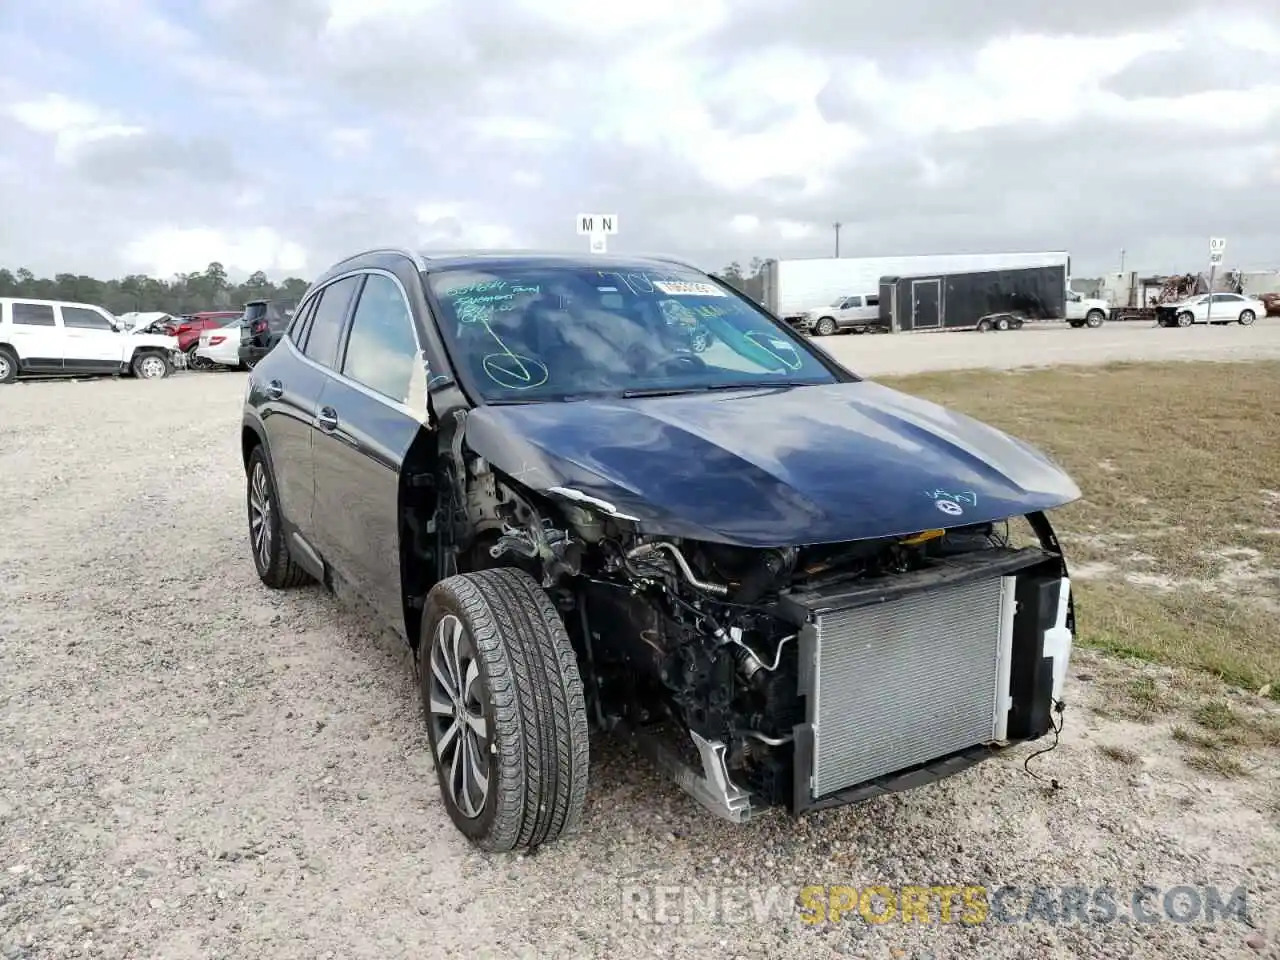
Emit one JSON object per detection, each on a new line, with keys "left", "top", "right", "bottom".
{"left": 139, "top": 356, "right": 167, "bottom": 378}
{"left": 248, "top": 461, "right": 273, "bottom": 570}
{"left": 0, "top": 356, "right": 10, "bottom": 381}
{"left": 427, "top": 614, "right": 491, "bottom": 819}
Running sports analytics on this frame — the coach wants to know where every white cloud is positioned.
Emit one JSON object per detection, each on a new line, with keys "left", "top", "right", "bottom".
{"left": 7, "top": 93, "right": 145, "bottom": 165}
{"left": 326, "top": 126, "right": 372, "bottom": 156}
{"left": 4, "top": 0, "right": 1280, "bottom": 280}
{"left": 121, "top": 227, "right": 308, "bottom": 278}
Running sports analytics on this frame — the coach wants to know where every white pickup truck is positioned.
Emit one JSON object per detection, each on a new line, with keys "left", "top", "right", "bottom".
{"left": 1064, "top": 290, "right": 1110, "bottom": 328}
{"left": 0, "top": 297, "right": 185, "bottom": 384}
{"left": 799, "top": 294, "right": 882, "bottom": 336}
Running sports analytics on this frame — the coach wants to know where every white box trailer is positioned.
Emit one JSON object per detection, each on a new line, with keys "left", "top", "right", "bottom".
{"left": 760, "top": 251, "right": 1071, "bottom": 331}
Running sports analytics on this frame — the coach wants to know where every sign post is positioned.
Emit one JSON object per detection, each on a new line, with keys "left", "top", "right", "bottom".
{"left": 576, "top": 213, "right": 619, "bottom": 254}
{"left": 1207, "top": 237, "right": 1226, "bottom": 326}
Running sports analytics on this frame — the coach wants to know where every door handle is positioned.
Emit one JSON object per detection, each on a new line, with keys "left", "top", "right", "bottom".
{"left": 265, "top": 379, "right": 284, "bottom": 400}
{"left": 316, "top": 406, "right": 339, "bottom": 431}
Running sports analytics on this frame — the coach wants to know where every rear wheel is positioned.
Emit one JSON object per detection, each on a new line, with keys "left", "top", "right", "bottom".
{"left": 245, "top": 445, "right": 312, "bottom": 589}
{"left": 814, "top": 316, "right": 836, "bottom": 336}
{"left": 0, "top": 347, "right": 16, "bottom": 384}
{"left": 420, "top": 567, "right": 589, "bottom": 853}
{"left": 994, "top": 316, "right": 1011, "bottom": 331}
{"left": 185, "top": 344, "right": 211, "bottom": 370}
{"left": 1239, "top": 309, "right": 1256, "bottom": 326}
{"left": 976, "top": 319, "right": 993, "bottom": 332}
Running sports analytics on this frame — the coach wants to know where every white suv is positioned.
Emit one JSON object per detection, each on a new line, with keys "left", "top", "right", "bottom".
{"left": 0, "top": 297, "right": 184, "bottom": 384}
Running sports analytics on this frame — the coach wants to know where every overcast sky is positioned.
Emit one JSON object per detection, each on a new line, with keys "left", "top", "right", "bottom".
{"left": 2, "top": 0, "right": 1279, "bottom": 281}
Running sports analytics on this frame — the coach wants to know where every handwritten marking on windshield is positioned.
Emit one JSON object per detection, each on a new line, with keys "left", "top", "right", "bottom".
{"left": 440, "top": 279, "right": 547, "bottom": 389}
{"left": 744, "top": 331, "right": 803, "bottom": 371}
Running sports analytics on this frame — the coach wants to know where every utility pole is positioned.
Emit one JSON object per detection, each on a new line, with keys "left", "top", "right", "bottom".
{"left": 833, "top": 222, "right": 842, "bottom": 258}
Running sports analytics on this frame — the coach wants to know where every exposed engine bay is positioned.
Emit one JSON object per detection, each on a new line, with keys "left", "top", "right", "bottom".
{"left": 428, "top": 425, "right": 1074, "bottom": 821}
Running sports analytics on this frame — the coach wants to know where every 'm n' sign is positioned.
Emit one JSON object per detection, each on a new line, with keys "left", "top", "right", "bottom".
{"left": 576, "top": 214, "right": 619, "bottom": 236}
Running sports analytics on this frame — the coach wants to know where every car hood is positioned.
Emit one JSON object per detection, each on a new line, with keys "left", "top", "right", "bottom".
{"left": 463, "top": 381, "right": 1082, "bottom": 548}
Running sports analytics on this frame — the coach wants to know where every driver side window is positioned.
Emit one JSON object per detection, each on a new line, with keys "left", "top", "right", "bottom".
{"left": 340, "top": 273, "right": 420, "bottom": 405}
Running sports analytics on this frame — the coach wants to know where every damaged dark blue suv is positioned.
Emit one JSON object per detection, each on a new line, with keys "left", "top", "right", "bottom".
{"left": 240, "top": 248, "right": 1081, "bottom": 852}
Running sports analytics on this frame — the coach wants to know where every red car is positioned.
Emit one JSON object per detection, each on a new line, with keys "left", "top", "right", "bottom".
{"left": 164, "top": 311, "right": 243, "bottom": 366}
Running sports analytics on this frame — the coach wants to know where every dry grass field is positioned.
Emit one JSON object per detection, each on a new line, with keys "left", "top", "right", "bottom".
{"left": 881, "top": 360, "right": 1280, "bottom": 776}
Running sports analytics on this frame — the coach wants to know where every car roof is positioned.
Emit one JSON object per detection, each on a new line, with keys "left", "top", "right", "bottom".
{"left": 314, "top": 247, "right": 705, "bottom": 284}
{"left": 0, "top": 296, "right": 110, "bottom": 309}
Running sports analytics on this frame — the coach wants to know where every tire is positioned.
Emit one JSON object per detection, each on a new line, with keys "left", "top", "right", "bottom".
{"left": 814, "top": 317, "right": 836, "bottom": 336}
{"left": 976, "top": 319, "right": 993, "bottom": 332}
{"left": 1239, "top": 309, "right": 1256, "bottom": 326}
{"left": 995, "top": 316, "right": 1011, "bottom": 331}
{"left": 1085, "top": 309, "right": 1105, "bottom": 328}
{"left": 1176, "top": 311, "right": 1194, "bottom": 327}
{"left": 185, "top": 344, "right": 211, "bottom": 370}
{"left": 245, "top": 444, "right": 312, "bottom": 589}
{"left": 132, "top": 351, "right": 172, "bottom": 379}
{"left": 0, "top": 347, "right": 17, "bottom": 384}
{"left": 419, "top": 567, "right": 589, "bottom": 853}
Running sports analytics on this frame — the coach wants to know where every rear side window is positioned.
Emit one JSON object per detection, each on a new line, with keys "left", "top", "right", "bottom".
{"left": 12, "top": 303, "right": 56, "bottom": 326}
{"left": 302, "top": 276, "right": 361, "bottom": 370}
{"left": 62, "top": 306, "right": 114, "bottom": 330}
{"left": 866, "top": 296, "right": 879, "bottom": 307}
{"left": 286, "top": 298, "right": 316, "bottom": 343}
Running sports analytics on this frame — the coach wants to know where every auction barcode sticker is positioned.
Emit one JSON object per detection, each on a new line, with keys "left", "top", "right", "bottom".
{"left": 653, "top": 281, "right": 726, "bottom": 297}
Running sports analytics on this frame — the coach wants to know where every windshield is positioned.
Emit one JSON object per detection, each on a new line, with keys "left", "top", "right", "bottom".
{"left": 830, "top": 298, "right": 846, "bottom": 307}
{"left": 426, "top": 261, "right": 839, "bottom": 402}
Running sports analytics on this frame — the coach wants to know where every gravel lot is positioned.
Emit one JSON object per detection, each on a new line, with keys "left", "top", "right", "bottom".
{"left": 818, "top": 317, "right": 1280, "bottom": 377}
{"left": 2, "top": 330, "right": 1277, "bottom": 959}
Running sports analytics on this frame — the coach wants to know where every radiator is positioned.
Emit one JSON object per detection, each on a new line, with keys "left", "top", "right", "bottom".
{"left": 808, "top": 575, "right": 1013, "bottom": 799}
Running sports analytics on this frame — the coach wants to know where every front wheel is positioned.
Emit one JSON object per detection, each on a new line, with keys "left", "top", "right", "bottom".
{"left": 420, "top": 567, "right": 589, "bottom": 853}
{"left": 132, "top": 351, "right": 172, "bottom": 379}
{"left": 813, "top": 317, "right": 836, "bottom": 336}
{"left": 1239, "top": 309, "right": 1256, "bottom": 326}
{"left": 1176, "top": 311, "right": 1194, "bottom": 327}
{"left": 994, "top": 316, "right": 1011, "bottom": 331}
{"left": 1085, "top": 309, "right": 1105, "bottom": 328}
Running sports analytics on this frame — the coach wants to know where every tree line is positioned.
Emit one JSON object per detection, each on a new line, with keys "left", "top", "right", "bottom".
{"left": 0, "top": 257, "right": 771, "bottom": 317}
{"left": 0, "top": 262, "right": 310, "bottom": 316}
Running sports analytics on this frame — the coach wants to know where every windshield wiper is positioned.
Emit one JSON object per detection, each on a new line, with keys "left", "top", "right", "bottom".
{"left": 620, "top": 386, "right": 714, "bottom": 398}
{"left": 620, "top": 381, "right": 816, "bottom": 399}
{"left": 697, "top": 381, "right": 817, "bottom": 392}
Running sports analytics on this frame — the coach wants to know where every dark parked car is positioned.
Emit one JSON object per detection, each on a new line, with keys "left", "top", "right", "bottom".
{"left": 240, "top": 248, "right": 1081, "bottom": 852}
{"left": 238, "top": 299, "right": 295, "bottom": 369}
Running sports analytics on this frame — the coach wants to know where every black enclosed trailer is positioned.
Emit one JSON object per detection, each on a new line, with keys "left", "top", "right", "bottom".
{"left": 878, "top": 264, "right": 1068, "bottom": 332}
